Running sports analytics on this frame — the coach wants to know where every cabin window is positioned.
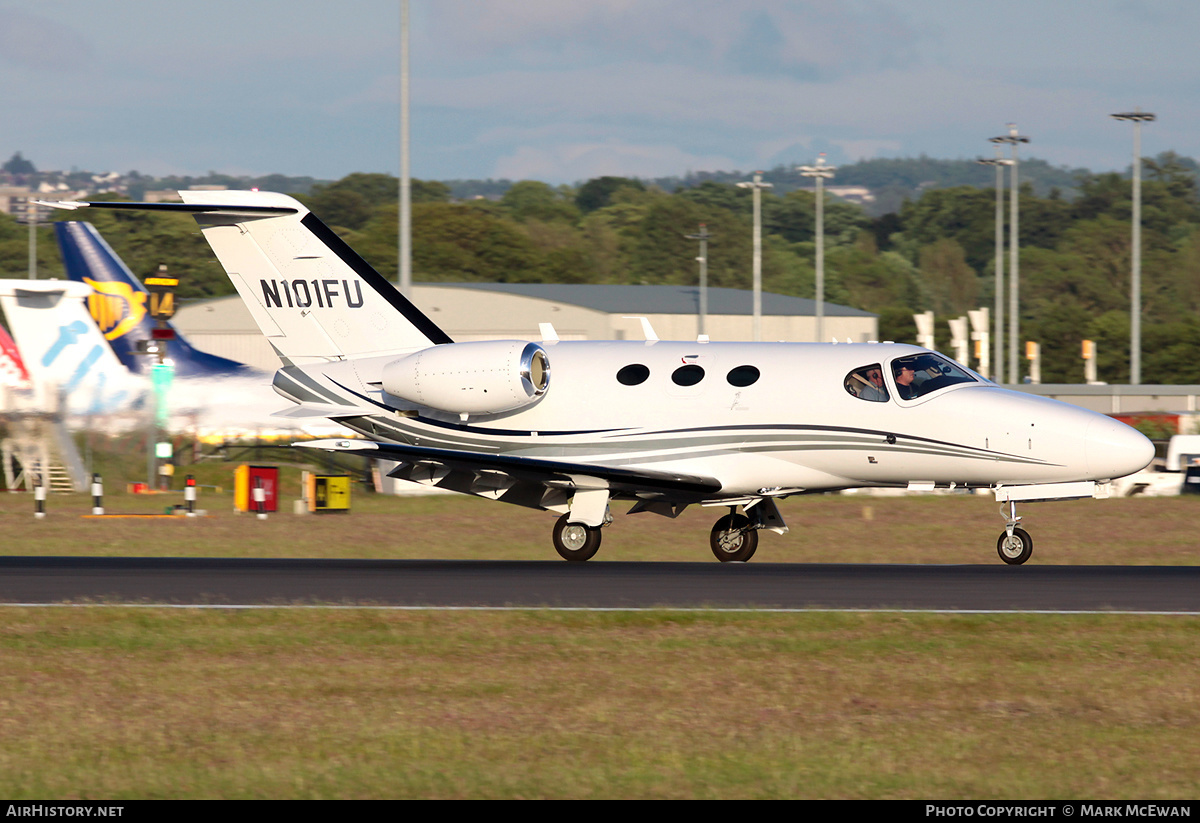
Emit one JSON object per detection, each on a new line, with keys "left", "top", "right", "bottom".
{"left": 617, "top": 364, "right": 650, "bottom": 386}
{"left": 726, "top": 365, "right": 760, "bottom": 387}
{"left": 671, "top": 364, "right": 705, "bottom": 386}
{"left": 889, "top": 353, "right": 977, "bottom": 400}
{"left": 845, "top": 363, "right": 889, "bottom": 402}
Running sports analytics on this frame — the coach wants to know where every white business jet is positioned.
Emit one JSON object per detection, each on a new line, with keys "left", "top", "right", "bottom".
{"left": 39, "top": 192, "right": 1154, "bottom": 564}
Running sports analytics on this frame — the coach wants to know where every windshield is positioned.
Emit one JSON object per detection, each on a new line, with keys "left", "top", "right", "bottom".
{"left": 889, "top": 352, "right": 978, "bottom": 401}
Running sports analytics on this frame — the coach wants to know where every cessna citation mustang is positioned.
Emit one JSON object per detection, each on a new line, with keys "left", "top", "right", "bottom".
{"left": 40, "top": 191, "right": 1154, "bottom": 565}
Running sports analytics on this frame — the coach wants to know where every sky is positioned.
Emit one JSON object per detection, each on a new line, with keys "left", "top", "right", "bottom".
{"left": 1, "top": 0, "right": 1197, "bottom": 184}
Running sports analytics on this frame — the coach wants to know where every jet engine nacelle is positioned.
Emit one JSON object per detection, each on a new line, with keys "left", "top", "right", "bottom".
{"left": 381, "top": 340, "right": 550, "bottom": 415}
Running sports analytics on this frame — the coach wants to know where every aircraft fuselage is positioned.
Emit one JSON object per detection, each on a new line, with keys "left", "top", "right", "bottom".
{"left": 278, "top": 340, "right": 1152, "bottom": 498}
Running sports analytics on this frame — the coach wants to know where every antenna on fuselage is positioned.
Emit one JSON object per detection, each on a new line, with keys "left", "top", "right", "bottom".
{"left": 623, "top": 317, "right": 659, "bottom": 342}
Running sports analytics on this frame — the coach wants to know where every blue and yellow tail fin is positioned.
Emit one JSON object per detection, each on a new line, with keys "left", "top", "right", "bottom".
{"left": 55, "top": 221, "right": 251, "bottom": 377}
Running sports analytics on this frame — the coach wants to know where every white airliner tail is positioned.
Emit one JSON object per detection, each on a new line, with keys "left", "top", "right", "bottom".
{"left": 176, "top": 190, "right": 452, "bottom": 365}
{"left": 0, "top": 279, "right": 142, "bottom": 415}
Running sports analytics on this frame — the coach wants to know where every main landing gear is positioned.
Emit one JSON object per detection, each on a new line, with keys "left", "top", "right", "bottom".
{"left": 710, "top": 511, "right": 758, "bottom": 562}
{"left": 997, "top": 498, "right": 1034, "bottom": 565}
{"left": 550, "top": 498, "right": 782, "bottom": 563}
{"left": 552, "top": 513, "right": 603, "bottom": 561}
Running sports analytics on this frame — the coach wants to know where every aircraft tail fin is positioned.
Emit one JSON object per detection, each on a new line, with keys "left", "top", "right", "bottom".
{"left": 0, "top": 279, "right": 142, "bottom": 414}
{"left": 0, "top": 324, "right": 31, "bottom": 389}
{"left": 38, "top": 192, "right": 453, "bottom": 366}
{"left": 55, "top": 221, "right": 251, "bottom": 377}
{"left": 177, "top": 190, "right": 452, "bottom": 365}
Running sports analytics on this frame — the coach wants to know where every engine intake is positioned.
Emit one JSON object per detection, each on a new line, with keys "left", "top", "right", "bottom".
{"left": 381, "top": 340, "right": 550, "bottom": 415}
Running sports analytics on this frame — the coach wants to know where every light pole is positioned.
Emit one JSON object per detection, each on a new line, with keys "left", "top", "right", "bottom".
{"left": 685, "top": 224, "right": 712, "bottom": 337}
{"left": 736, "top": 171, "right": 772, "bottom": 341}
{"left": 990, "top": 124, "right": 1029, "bottom": 383}
{"left": 799, "top": 154, "right": 837, "bottom": 342}
{"left": 976, "top": 152, "right": 1012, "bottom": 383}
{"left": 26, "top": 200, "right": 37, "bottom": 280}
{"left": 1111, "top": 109, "right": 1155, "bottom": 385}
{"left": 398, "top": 0, "right": 412, "bottom": 297}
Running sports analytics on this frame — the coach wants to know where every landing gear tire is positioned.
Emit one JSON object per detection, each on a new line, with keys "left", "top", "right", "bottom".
{"left": 553, "top": 514, "right": 602, "bottom": 561}
{"left": 997, "top": 527, "right": 1033, "bottom": 565}
{"left": 710, "top": 513, "right": 758, "bottom": 562}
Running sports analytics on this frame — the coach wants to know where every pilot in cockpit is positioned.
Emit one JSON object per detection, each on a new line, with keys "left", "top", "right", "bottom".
{"left": 893, "top": 362, "right": 918, "bottom": 400}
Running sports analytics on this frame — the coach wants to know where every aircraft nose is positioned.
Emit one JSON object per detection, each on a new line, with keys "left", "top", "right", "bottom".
{"left": 1085, "top": 416, "right": 1155, "bottom": 479}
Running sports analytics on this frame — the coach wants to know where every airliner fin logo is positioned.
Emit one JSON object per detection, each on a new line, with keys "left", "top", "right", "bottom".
{"left": 84, "top": 277, "right": 147, "bottom": 340}
{"left": 43, "top": 320, "right": 89, "bottom": 366}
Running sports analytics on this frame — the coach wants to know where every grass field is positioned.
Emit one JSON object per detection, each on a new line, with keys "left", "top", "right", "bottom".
{"left": 0, "top": 608, "right": 1197, "bottom": 799}
{"left": 4, "top": 480, "right": 1199, "bottom": 565}
{"left": 3, "top": 453, "right": 1199, "bottom": 798}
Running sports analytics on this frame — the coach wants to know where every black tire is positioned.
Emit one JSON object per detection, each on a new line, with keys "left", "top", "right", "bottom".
{"left": 996, "top": 527, "right": 1034, "bottom": 565}
{"left": 710, "top": 513, "right": 758, "bottom": 562}
{"left": 552, "top": 513, "right": 602, "bottom": 561}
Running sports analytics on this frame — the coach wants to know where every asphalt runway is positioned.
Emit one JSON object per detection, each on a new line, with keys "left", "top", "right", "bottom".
{"left": 1, "top": 557, "right": 1198, "bottom": 612}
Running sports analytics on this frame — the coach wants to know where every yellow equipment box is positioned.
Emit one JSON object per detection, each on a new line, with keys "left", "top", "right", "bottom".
{"left": 307, "top": 474, "right": 351, "bottom": 513}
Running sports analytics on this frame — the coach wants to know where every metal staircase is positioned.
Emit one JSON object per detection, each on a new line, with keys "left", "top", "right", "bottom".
{"left": 1, "top": 416, "right": 87, "bottom": 493}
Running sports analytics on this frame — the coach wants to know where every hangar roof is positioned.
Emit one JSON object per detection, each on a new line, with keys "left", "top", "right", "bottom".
{"left": 427, "top": 283, "right": 875, "bottom": 317}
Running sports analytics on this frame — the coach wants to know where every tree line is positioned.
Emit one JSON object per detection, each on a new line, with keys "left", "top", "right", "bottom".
{"left": 2, "top": 154, "right": 1199, "bottom": 384}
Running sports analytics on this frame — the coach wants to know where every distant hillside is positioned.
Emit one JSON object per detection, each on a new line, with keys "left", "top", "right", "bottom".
{"left": 648, "top": 156, "right": 1090, "bottom": 216}
{"left": 446, "top": 156, "right": 1110, "bottom": 216}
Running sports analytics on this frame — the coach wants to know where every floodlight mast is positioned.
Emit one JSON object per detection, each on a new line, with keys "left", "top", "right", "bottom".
{"left": 1111, "top": 109, "right": 1156, "bottom": 385}
{"left": 976, "top": 151, "right": 1013, "bottom": 383}
{"left": 990, "top": 124, "right": 1030, "bottom": 383}
{"left": 685, "top": 224, "right": 712, "bottom": 337}
{"left": 26, "top": 201, "right": 37, "bottom": 280}
{"left": 799, "top": 154, "right": 837, "bottom": 342}
{"left": 398, "top": 0, "right": 412, "bottom": 298}
{"left": 736, "top": 171, "right": 773, "bottom": 341}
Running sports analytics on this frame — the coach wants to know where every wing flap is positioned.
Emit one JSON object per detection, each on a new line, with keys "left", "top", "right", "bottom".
{"left": 295, "top": 437, "right": 723, "bottom": 497}
{"left": 273, "top": 403, "right": 367, "bottom": 420}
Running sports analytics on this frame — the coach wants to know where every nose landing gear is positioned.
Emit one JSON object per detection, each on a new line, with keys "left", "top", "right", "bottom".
{"left": 997, "top": 527, "right": 1034, "bottom": 565}
{"left": 996, "top": 498, "right": 1034, "bottom": 565}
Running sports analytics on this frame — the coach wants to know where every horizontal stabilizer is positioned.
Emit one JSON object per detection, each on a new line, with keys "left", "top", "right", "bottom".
{"left": 0, "top": 280, "right": 93, "bottom": 299}
{"left": 35, "top": 199, "right": 297, "bottom": 217}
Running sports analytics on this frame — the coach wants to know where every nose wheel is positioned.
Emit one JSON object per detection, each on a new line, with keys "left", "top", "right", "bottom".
{"left": 996, "top": 498, "right": 1033, "bottom": 565}
{"left": 997, "top": 527, "right": 1033, "bottom": 565}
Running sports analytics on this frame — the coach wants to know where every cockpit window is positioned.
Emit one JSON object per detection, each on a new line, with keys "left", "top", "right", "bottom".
{"left": 845, "top": 363, "right": 889, "bottom": 402}
{"left": 890, "top": 353, "right": 977, "bottom": 400}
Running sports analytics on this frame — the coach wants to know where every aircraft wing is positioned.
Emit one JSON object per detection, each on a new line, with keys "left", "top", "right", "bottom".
{"left": 272, "top": 403, "right": 374, "bottom": 420}
{"left": 295, "top": 437, "right": 724, "bottom": 506}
